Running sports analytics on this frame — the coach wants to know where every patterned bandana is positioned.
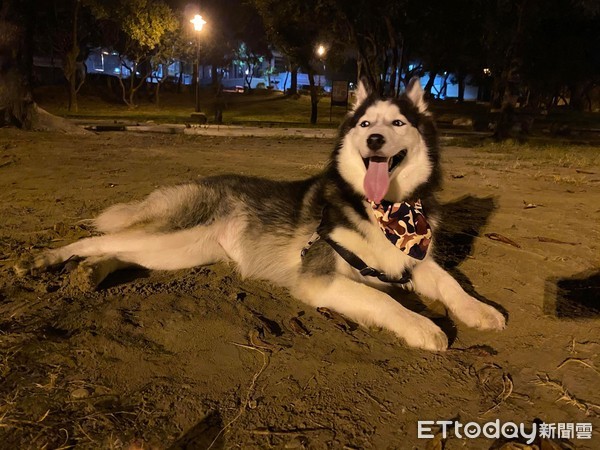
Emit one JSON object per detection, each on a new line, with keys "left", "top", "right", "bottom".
{"left": 369, "top": 199, "right": 432, "bottom": 260}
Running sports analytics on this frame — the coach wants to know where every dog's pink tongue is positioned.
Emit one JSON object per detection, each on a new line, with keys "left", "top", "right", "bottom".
{"left": 364, "top": 157, "right": 389, "bottom": 203}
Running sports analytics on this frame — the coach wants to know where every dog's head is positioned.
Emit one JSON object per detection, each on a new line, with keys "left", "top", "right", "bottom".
{"left": 334, "top": 78, "right": 439, "bottom": 203}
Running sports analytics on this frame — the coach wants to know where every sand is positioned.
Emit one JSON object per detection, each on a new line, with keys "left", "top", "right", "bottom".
{"left": 0, "top": 129, "right": 598, "bottom": 449}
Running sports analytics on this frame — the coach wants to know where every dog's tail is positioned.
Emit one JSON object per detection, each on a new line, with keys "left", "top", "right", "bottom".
{"left": 94, "top": 183, "right": 210, "bottom": 233}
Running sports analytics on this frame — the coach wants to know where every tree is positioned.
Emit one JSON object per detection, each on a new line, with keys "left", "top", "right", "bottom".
{"left": 329, "top": 0, "right": 404, "bottom": 94}
{"left": 251, "top": 0, "right": 333, "bottom": 123}
{"left": 0, "top": 0, "right": 36, "bottom": 128}
{"left": 149, "top": 26, "right": 188, "bottom": 107}
{"left": 40, "top": 0, "right": 97, "bottom": 113}
{"left": 63, "top": 0, "right": 86, "bottom": 113}
{"left": 1, "top": 0, "right": 84, "bottom": 131}
{"left": 199, "top": 14, "right": 235, "bottom": 94}
{"left": 230, "top": 2, "right": 271, "bottom": 92}
{"left": 234, "top": 42, "right": 264, "bottom": 91}
{"left": 520, "top": 0, "right": 599, "bottom": 110}
{"left": 89, "top": 0, "right": 178, "bottom": 108}
{"left": 403, "top": 1, "right": 486, "bottom": 101}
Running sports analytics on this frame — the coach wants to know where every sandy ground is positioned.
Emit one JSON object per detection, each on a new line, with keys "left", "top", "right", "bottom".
{"left": 0, "top": 129, "right": 599, "bottom": 449}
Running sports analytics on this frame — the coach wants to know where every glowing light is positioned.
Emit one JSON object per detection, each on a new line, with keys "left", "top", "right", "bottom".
{"left": 316, "top": 44, "right": 326, "bottom": 57}
{"left": 191, "top": 14, "right": 206, "bottom": 31}
{"left": 483, "top": 68, "right": 491, "bottom": 75}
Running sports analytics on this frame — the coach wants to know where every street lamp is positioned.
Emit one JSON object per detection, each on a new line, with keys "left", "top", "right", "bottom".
{"left": 316, "top": 44, "right": 327, "bottom": 88}
{"left": 190, "top": 14, "right": 206, "bottom": 114}
{"left": 191, "top": 14, "right": 206, "bottom": 32}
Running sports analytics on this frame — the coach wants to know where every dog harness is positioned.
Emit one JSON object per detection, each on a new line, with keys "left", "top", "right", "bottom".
{"left": 301, "top": 199, "right": 431, "bottom": 289}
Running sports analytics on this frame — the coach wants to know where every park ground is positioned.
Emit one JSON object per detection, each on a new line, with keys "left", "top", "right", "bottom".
{"left": 0, "top": 124, "right": 599, "bottom": 449}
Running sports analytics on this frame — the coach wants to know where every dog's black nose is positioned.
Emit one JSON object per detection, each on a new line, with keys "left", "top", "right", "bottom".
{"left": 367, "top": 134, "right": 385, "bottom": 151}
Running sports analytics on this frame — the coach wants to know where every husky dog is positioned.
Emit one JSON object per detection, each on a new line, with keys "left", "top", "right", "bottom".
{"left": 16, "top": 79, "right": 505, "bottom": 351}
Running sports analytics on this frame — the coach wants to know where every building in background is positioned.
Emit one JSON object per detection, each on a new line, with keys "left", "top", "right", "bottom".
{"left": 34, "top": 47, "right": 478, "bottom": 101}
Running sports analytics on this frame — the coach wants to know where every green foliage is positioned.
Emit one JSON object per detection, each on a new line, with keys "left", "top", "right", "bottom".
{"left": 86, "top": 0, "right": 179, "bottom": 106}
{"left": 120, "top": 0, "right": 178, "bottom": 52}
{"left": 87, "top": 0, "right": 178, "bottom": 59}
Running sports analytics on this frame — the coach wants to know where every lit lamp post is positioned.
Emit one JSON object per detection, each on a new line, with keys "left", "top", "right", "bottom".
{"left": 190, "top": 14, "right": 206, "bottom": 114}
{"left": 316, "top": 44, "right": 327, "bottom": 88}
{"left": 316, "top": 44, "right": 326, "bottom": 58}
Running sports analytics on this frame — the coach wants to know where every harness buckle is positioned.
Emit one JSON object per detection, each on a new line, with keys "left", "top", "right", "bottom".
{"left": 359, "top": 266, "right": 379, "bottom": 277}
{"left": 301, "top": 232, "right": 321, "bottom": 258}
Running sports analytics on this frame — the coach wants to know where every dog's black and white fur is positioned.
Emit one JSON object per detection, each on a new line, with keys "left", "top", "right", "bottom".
{"left": 16, "top": 79, "right": 505, "bottom": 351}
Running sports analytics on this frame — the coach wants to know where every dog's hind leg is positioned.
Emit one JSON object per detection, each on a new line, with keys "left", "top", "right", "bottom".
{"left": 93, "top": 183, "right": 206, "bottom": 233}
{"left": 411, "top": 259, "right": 506, "bottom": 330}
{"left": 293, "top": 275, "right": 448, "bottom": 351}
{"left": 15, "top": 226, "right": 228, "bottom": 276}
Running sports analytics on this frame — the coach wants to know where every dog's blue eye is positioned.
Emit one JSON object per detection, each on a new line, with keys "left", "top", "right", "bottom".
{"left": 359, "top": 121, "right": 370, "bottom": 128}
{"left": 392, "top": 120, "right": 404, "bottom": 127}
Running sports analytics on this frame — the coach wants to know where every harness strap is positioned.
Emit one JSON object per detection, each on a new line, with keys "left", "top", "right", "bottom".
{"left": 321, "top": 236, "right": 413, "bottom": 285}
{"left": 301, "top": 230, "right": 413, "bottom": 288}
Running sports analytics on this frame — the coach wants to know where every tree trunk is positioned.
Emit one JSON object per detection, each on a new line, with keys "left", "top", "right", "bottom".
{"left": 493, "top": 0, "right": 533, "bottom": 139}
{"left": 395, "top": 35, "right": 405, "bottom": 94}
{"left": 118, "top": 60, "right": 148, "bottom": 108}
{"left": 244, "top": 63, "right": 253, "bottom": 92}
{"left": 289, "top": 65, "right": 298, "bottom": 95}
{"left": 211, "top": 65, "right": 219, "bottom": 93}
{"left": 308, "top": 70, "right": 318, "bottom": 125}
{"left": 457, "top": 73, "right": 466, "bottom": 103}
{"left": 425, "top": 70, "right": 437, "bottom": 96}
{"left": 441, "top": 72, "right": 450, "bottom": 98}
{"left": 569, "top": 82, "right": 586, "bottom": 111}
{"left": 192, "top": 61, "right": 198, "bottom": 92}
{"left": 67, "top": 61, "right": 78, "bottom": 112}
{"left": 129, "top": 64, "right": 136, "bottom": 106}
{"left": 177, "top": 61, "right": 183, "bottom": 94}
{"left": 282, "top": 68, "right": 289, "bottom": 94}
{"left": 0, "top": 0, "right": 36, "bottom": 128}
{"left": 65, "top": 0, "right": 82, "bottom": 113}
{"left": 214, "top": 83, "right": 223, "bottom": 124}
{"left": 384, "top": 17, "right": 399, "bottom": 97}
{"left": 155, "top": 76, "right": 161, "bottom": 108}
{"left": 0, "top": 1, "right": 88, "bottom": 133}
{"left": 387, "top": 48, "right": 399, "bottom": 97}
{"left": 356, "top": 51, "right": 377, "bottom": 94}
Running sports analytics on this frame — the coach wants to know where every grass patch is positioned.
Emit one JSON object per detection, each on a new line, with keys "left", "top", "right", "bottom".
{"left": 480, "top": 141, "right": 600, "bottom": 168}
{"left": 35, "top": 85, "right": 349, "bottom": 128}
{"left": 452, "top": 140, "right": 600, "bottom": 168}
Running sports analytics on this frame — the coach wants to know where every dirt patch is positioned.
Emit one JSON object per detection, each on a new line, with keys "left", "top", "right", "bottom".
{"left": 0, "top": 130, "right": 599, "bottom": 449}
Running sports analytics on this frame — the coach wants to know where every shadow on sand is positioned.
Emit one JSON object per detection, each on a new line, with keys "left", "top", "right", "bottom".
{"left": 544, "top": 269, "right": 600, "bottom": 319}
{"left": 97, "top": 267, "right": 151, "bottom": 290}
{"left": 168, "top": 410, "right": 224, "bottom": 450}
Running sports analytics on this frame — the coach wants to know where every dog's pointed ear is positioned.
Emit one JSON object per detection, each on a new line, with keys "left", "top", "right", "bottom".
{"left": 406, "top": 77, "right": 429, "bottom": 114}
{"left": 353, "top": 78, "right": 370, "bottom": 109}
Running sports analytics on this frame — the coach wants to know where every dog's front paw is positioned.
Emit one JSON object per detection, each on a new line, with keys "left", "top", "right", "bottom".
{"left": 396, "top": 315, "right": 448, "bottom": 351}
{"left": 14, "top": 253, "right": 50, "bottom": 276}
{"left": 15, "top": 249, "right": 65, "bottom": 277}
{"left": 454, "top": 298, "right": 506, "bottom": 330}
